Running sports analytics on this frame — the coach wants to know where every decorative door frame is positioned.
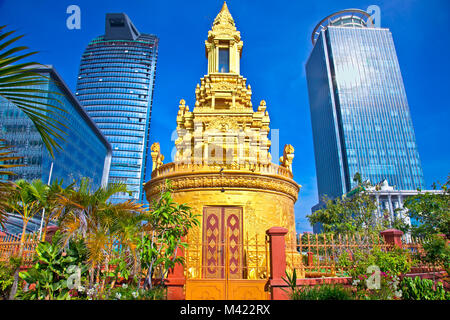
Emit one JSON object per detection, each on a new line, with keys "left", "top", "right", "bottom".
{"left": 202, "top": 206, "right": 244, "bottom": 279}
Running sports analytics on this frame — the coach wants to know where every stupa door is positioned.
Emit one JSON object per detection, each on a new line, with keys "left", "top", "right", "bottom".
{"left": 185, "top": 206, "right": 269, "bottom": 300}
{"left": 202, "top": 206, "right": 244, "bottom": 279}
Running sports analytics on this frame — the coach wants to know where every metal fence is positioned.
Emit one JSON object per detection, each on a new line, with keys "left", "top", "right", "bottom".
{"left": 185, "top": 232, "right": 269, "bottom": 280}
{"left": 0, "top": 230, "right": 442, "bottom": 277}
{"left": 288, "top": 233, "right": 392, "bottom": 277}
{"left": 0, "top": 233, "right": 40, "bottom": 267}
{"left": 287, "top": 233, "right": 445, "bottom": 277}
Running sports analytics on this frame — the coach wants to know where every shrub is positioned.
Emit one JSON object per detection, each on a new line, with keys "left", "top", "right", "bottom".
{"left": 0, "top": 257, "right": 21, "bottom": 300}
{"left": 349, "top": 247, "right": 412, "bottom": 279}
{"left": 106, "top": 283, "right": 166, "bottom": 300}
{"left": 401, "top": 276, "right": 449, "bottom": 300}
{"left": 345, "top": 247, "right": 410, "bottom": 300}
{"left": 291, "top": 284, "right": 353, "bottom": 300}
{"left": 419, "top": 235, "right": 450, "bottom": 274}
{"left": 282, "top": 270, "right": 353, "bottom": 300}
{"left": 17, "top": 231, "right": 88, "bottom": 300}
{"left": 353, "top": 272, "right": 402, "bottom": 300}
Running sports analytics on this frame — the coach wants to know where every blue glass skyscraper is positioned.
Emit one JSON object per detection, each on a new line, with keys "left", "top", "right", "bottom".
{"left": 75, "top": 13, "right": 158, "bottom": 203}
{"left": 306, "top": 9, "right": 425, "bottom": 208}
{"left": 0, "top": 65, "right": 111, "bottom": 189}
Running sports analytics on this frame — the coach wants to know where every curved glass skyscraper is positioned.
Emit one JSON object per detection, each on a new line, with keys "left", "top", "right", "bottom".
{"left": 306, "top": 9, "right": 425, "bottom": 204}
{"left": 76, "top": 13, "right": 158, "bottom": 203}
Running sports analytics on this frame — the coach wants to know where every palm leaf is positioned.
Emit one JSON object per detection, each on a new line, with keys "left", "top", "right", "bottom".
{"left": 0, "top": 25, "right": 67, "bottom": 158}
{"left": 0, "top": 138, "right": 23, "bottom": 176}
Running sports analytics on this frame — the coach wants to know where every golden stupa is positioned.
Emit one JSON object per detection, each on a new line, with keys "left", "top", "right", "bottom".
{"left": 144, "top": 2, "right": 303, "bottom": 288}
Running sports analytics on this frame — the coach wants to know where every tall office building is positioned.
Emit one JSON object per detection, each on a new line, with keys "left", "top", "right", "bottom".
{"left": 306, "top": 9, "right": 425, "bottom": 212}
{"left": 0, "top": 65, "right": 111, "bottom": 190}
{"left": 76, "top": 13, "right": 158, "bottom": 203}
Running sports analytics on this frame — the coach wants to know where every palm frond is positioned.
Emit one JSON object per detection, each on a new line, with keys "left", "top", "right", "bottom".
{"left": 0, "top": 139, "right": 23, "bottom": 177}
{"left": 0, "top": 26, "right": 68, "bottom": 158}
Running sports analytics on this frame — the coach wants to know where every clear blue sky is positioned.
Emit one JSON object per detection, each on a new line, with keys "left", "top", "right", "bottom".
{"left": 1, "top": 0, "right": 448, "bottom": 232}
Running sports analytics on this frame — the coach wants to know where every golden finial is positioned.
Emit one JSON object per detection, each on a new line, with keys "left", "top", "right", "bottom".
{"left": 212, "top": 1, "right": 236, "bottom": 31}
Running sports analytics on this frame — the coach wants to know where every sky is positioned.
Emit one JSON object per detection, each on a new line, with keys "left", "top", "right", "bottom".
{"left": 0, "top": 0, "right": 448, "bottom": 232}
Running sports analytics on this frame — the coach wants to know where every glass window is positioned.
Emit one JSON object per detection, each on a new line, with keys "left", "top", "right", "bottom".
{"left": 218, "top": 48, "right": 229, "bottom": 73}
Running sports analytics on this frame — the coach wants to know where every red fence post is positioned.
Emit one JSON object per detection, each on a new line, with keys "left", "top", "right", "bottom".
{"left": 266, "top": 227, "right": 290, "bottom": 300}
{"left": 380, "top": 229, "right": 403, "bottom": 249}
{"left": 166, "top": 240, "right": 186, "bottom": 300}
{"left": 307, "top": 252, "right": 314, "bottom": 266}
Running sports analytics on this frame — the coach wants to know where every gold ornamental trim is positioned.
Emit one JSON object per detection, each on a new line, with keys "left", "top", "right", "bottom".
{"left": 144, "top": 171, "right": 300, "bottom": 202}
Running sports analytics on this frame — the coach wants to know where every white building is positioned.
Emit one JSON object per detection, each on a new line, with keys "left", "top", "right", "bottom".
{"left": 366, "top": 180, "right": 443, "bottom": 242}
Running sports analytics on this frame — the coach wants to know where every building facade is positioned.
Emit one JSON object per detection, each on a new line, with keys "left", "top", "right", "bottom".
{"left": 306, "top": 9, "right": 425, "bottom": 209}
{"left": 0, "top": 65, "right": 111, "bottom": 189}
{"left": 75, "top": 13, "right": 158, "bottom": 203}
{"left": 144, "top": 3, "right": 302, "bottom": 299}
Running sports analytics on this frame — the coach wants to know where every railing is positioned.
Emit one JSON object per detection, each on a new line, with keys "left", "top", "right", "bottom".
{"left": 0, "top": 233, "right": 40, "bottom": 267}
{"left": 1, "top": 229, "right": 442, "bottom": 280}
{"left": 185, "top": 232, "right": 270, "bottom": 280}
{"left": 403, "top": 236, "right": 444, "bottom": 272}
{"left": 151, "top": 161, "right": 294, "bottom": 180}
{"left": 287, "top": 233, "right": 392, "bottom": 277}
{"left": 286, "top": 232, "right": 445, "bottom": 278}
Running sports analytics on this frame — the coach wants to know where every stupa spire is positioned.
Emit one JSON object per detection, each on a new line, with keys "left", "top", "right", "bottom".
{"left": 212, "top": 1, "right": 237, "bottom": 33}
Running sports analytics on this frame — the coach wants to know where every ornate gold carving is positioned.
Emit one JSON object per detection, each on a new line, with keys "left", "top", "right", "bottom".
{"left": 207, "top": 115, "right": 240, "bottom": 131}
{"left": 145, "top": 172, "right": 299, "bottom": 202}
{"left": 150, "top": 142, "right": 164, "bottom": 171}
{"left": 279, "top": 144, "right": 295, "bottom": 172}
{"left": 212, "top": 81, "right": 236, "bottom": 91}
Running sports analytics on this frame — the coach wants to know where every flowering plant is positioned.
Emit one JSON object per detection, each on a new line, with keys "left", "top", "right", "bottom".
{"left": 106, "top": 283, "right": 166, "bottom": 300}
{"left": 352, "top": 270, "right": 402, "bottom": 300}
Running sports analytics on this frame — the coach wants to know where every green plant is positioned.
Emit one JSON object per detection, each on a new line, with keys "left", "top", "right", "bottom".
{"left": 419, "top": 234, "right": 450, "bottom": 274}
{"left": 346, "top": 247, "right": 410, "bottom": 300}
{"left": 349, "top": 247, "right": 411, "bottom": 279}
{"left": 17, "top": 231, "right": 88, "bottom": 300}
{"left": 401, "top": 276, "right": 449, "bottom": 300}
{"left": 106, "top": 283, "right": 166, "bottom": 300}
{"left": 282, "top": 269, "right": 298, "bottom": 294}
{"left": 307, "top": 174, "right": 380, "bottom": 236}
{"left": 282, "top": 269, "right": 353, "bottom": 300}
{"left": 291, "top": 284, "right": 353, "bottom": 300}
{"left": 353, "top": 272, "right": 402, "bottom": 300}
{"left": 403, "top": 177, "right": 450, "bottom": 238}
{"left": 337, "top": 250, "right": 353, "bottom": 271}
{"left": 139, "top": 180, "right": 199, "bottom": 290}
{"left": 56, "top": 177, "right": 144, "bottom": 290}
{"left": 1, "top": 179, "right": 49, "bottom": 299}
{"left": 0, "top": 257, "right": 21, "bottom": 300}
{"left": 108, "top": 256, "right": 132, "bottom": 284}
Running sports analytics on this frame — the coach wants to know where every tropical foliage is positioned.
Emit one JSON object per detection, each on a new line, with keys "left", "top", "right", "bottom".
{"left": 139, "top": 180, "right": 199, "bottom": 289}
{"left": 416, "top": 234, "right": 450, "bottom": 274}
{"left": 0, "top": 257, "right": 21, "bottom": 299}
{"left": 0, "top": 25, "right": 66, "bottom": 158}
{"left": 291, "top": 284, "right": 353, "bottom": 300}
{"left": 403, "top": 176, "right": 450, "bottom": 238}
{"left": 400, "top": 276, "right": 449, "bottom": 300}
{"left": 307, "top": 175, "right": 380, "bottom": 235}
{"left": 55, "top": 177, "right": 144, "bottom": 291}
{"left": 0, "top": 177, "right": 199, "bottom": 300}
{"left": 17, "top": 231, "right": 88, "bottom": 300}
